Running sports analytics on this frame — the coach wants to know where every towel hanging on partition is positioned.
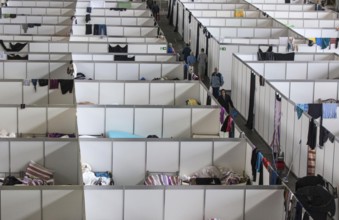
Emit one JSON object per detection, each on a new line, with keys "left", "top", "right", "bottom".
{"left": 322, "top": 103, "right": 337, "bottom": 119}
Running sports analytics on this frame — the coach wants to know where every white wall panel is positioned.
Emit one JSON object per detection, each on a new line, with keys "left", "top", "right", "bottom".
{"left": 134, "top": 108, "right": 162, "bottom": 137}
{"left": 85, "top": 190, "right": 123, "bottom": 220}
{"left": 164, "top": 189, "right": 204, "bottom": 220}
{"left": 147, "top": 141, "right": 179, "bottom": 172}
{"left": 163, "top": 108, "right": 190, "bottom": 138}
{"left": 105, "top": 108, "right": 134, "bottom": 134}
{"left": 113, "top": 142, "right": 145, "bottom": 185}
{"left": 1, "top": 190, "right": 41, "bottom": 220}
{"left": 180, "top": 141, "right": 212, "bottom": 175}
{"left": 100, "top": 82, "right": 124, "bottom": 105}
{"left": 205, "top": 189, "right": 244, "bottom": 220}
{"left": 125, "top": 190, "right": 163, "bottom": 220}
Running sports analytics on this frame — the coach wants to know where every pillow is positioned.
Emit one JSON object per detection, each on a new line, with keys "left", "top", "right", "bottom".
{"left": 107, "top": 130, "right": 143, "bottom": 138}
{"left": 25, "top": 160, "right": 54, "bottom": 181}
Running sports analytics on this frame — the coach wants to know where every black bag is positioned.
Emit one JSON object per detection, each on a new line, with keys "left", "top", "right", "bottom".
{"left": 194, "top": 178, "right": 221, "bottom": 185}
{"left": 2, "top": 176, "right": 22, "bottom": 185}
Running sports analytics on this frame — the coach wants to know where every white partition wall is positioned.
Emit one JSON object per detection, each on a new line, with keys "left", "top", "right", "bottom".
{"left": 232, "top": 54, "right": 339, "bottom": 185}
{"left": 0, "top": 187, "right": 84, "bottom": 220}
{"left": 0, "top": 61, "right": 183, "bottom": 80}
{"left": 84, "top": 186, "right": 285, "bottom": 220}
{"left": 80, "top": 139, "right": 248, "bottom": 185}
{"left": 0, "top": 139, "right": 80, "bottom": 185}
{"left": 76, "top": 106, "right": 220, "bottom": 137}
{"left": 75, "top": 81, "right": 214, "bottom": 105}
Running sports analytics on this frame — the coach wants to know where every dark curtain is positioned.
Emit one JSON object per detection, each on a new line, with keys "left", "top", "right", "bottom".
{"left": 174, "top": 3, "right": 179, "bottom": 32}
{"left": 246, "top": 72, "right": 256, "bottom": 129}
{"left": 169, "top": 0, "right": 174, "bottom": 25}
{"left": 195, "top": 23, "right": 201, "bottom": 59}
{"left": 167, "top": 0, "right": 171, "bottom": 19}
{"left": 205, "top": 32, "right": 210, "bottom": 76}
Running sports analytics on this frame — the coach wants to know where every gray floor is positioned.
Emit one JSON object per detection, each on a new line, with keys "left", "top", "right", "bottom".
{"left": 157, "top": 14, "right": 298, "bottom": 191}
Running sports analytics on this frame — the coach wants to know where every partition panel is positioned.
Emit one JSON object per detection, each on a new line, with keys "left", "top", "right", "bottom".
{"left": 77, "top": 108, "right": 105, "bottom": 135}
{"left": 1, "top": 190, "right": 41, "bottom": 220}
{"left": 44, "top": 141, "right": 78, "bottom": 185}
{"left": 80, "top": 141, "right": 112, "bottom": 172}
{"left": 85, "top": 189, "right": 124, "bottom": 220}
{"left": 100, "top": 82, "right": 124, "bottom": 104}
{"left": 205, "top": 189, "right": 244, "bottom": 220}
{"left": 313, "top": 82, "right": 338, "bottom": 102}
{"left": 125, "top": 83, "right": 150, "bottom": 105}
{"left": 299, "top": 115, "right": 309, "bottom": 177}
{"left": 134, "top": 108, "right": 162, "bottom": 137}
{"left": 332, "top": 141, "right": 339, "bottom": 186}
{"left": 308, "top": 63, "right": 329, "bottom": 79}
{"left": 175, "top": 83, "right": 200, "bottom": 105}
{"left": 323, "top": 140, "right": 335, "bottom": 183}
{"left": 290, "top": 82, "right": 314, "bottom": 103}
{"left": 150, "top": 83, "right": 175, "bottom": 105}
{"left": 10, "top": 141, "right": 44, "bottom": 173}
{"left": 292, "top": 113, "right": 302, "bottom": 177}
{"left": 180, "top": 141, "right": 213, "bottom": 175}
{"left": 244, "top": 189, "right": 284, "bottom": 220}
{"left": 113, "top": 141, "right": 146, "bottom": 185}
{"left": 316, "top": 137, "right": 325, "bottom": 177}
{"left": 146, "top": 141, "right": 179, "bottom": 172}
{"left": 95, "top": 63, "right": 117, "bottom": 80}
{"left": 0, "top": 82, "right": 22, "bottom": 104}
{"left": 213, "top": 141, "right": 246, "bottom": 174}
{"left": 164, "top": 189, "right": 204, "bottom": 220}
{"left": 163, "top": 108, "right": 191, "bottom": 138}
{"left": 192, "top": 108, "right": 219, "bottom": 135}
{"left": 105, "top": 108, "right": 134, "bottom": 135}
{"left": 285, "top": 102, "right": 295, "bottom": 166}
{"left": 48, "top": 108, "right": 76, "bottom": 133}
{"left": 125, "top": 189, "right": 164, "bottom": 220}
{"left": 42, "top": 190, "right": 83, "bottom": 220}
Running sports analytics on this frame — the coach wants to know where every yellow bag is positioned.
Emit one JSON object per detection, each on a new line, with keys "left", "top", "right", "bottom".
{"left": 186, "top": 99, "right": 200, "bottom": 106}
{"left": 234, "top": 9, "right": 244, "bottom": 18}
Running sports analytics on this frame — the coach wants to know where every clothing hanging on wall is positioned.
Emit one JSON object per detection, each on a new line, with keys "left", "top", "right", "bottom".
{"left": 0, "top": 40, "right": 27, "bottom": 52}
{"left": 31, "top": 79, "right": 38, "bottom": 91}
{"left": 7, "top": 54, "right": 28, "bottom": 60}
{"left": 246, "top": 72, "right": 255, "bottom": 129}
{"left": 174, "top": 3, "right": 179, "bottom": 32}
{"left": 109, "top": 8, "right": 127, "bottom": 11}
{"left": 86, "top": 7, "right": 92, "bottom": 13}
{"left": 296, "top": 104, "right": 309, "bottom": 119}
{"left": 38, "top": 79, "right": 48, "bottom": 87}
{"left": 85, "top": 14, "right": 91, "bottom": 23}
{"left": 49, "top": 79, "right": 59, "bottom": 89}
{"left": 85, "top": 24, "right": 92, "bottom": 35}
{"left": 322, "top": 103, "right": 337, "bottom": 119}
{"left": 195, "top": 23, "right": 201, "bottom": 59}
{"left": 114, "top": 55, "right": 135, "bottom": 61}
{"left": 59, "top": 80, "right": 74, "bottom": 94}
{"left": 93, "top": 24, "right": 107, "bottom": 35}
{"left": 270, "top": 93, "right": 282, "bottom": 154}
{"left": 307, "top": 118, "right": 317, "bottom": 150}
{"left": 108, "top": 44, "right": 128, "bottom": 53}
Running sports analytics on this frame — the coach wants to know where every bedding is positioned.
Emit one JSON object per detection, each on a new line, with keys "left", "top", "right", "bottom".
{"left": 107, "top": 130, "right": 143, "bottom": 138}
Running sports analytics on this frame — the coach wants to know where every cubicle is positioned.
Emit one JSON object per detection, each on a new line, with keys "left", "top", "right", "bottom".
{"left": 231, "top": 54, "right": 339, "bottom": 189}
{"left": 0, "top": 186, "right": 84, "bottom": 220}
{"left": 0, "top": 60, "right": 183, "bottom": 80}
{"left": 0, "top": 139, "right": 80, "bottom": 185}
{"left": 76, "top": 105, "right": 222, "bottom": 138}
{"left": 80, "top": 138, "right": 248, "bottom": 185}
{"left": 0, "top": 15, "right": 155, "bottom": 26}
{"left": 0, "top": 41, "right": 168, "bottom": 54}
{"left": 75, "top": 81, "right": 217, "bottom": 106}
{"left": 0, "top": 80, "right": 75, "bottom": 105}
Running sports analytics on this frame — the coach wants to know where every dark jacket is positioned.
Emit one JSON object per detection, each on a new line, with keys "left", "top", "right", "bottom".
{"left": 218, "top": 94, "right": 234, "bottom": 114}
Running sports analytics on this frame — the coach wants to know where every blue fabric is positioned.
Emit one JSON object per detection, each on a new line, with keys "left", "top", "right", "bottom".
{"left": 322, "top": 103, "right": 337, "bottom": 119}
{"left": 107, "top": 130, "right": 143, "bottom": 138}
{"left": 256, "top": 152, "right": 263, "bottom": 172}
{"left": 316, "top": 38, "right": 322, "bottom": 47}
{"left": 167, "top": 47, "right": 174, "bottom": 53}
{"left": 296, "top": 104, "right": 309, "bottom": 119}
{"left": 186, "top": 55, "right": 196, "bottom": 66}
{"left": 321, "top": 38, "right": 330, "bottom": 49}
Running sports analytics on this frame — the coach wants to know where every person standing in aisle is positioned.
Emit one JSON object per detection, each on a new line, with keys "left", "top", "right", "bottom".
{"left": 152, "top": 1, "right": 160, "bottom": 21}
{"left": 218, "top": 89, "right": 234, "bottom": 114}
{"left": 210, "top": 67, "right": 224, "bottom": 99}
{"left": 186, "top": 52, "right": 196, "bottom": 66}
{"left": 167, "top": 43, "right": 175, "bottom": 54}
{"left": 181, "top": 44, "right": 191, "bottom": 63}
{"left": 197, "top": 48, "right": 207, "bottom": 80}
